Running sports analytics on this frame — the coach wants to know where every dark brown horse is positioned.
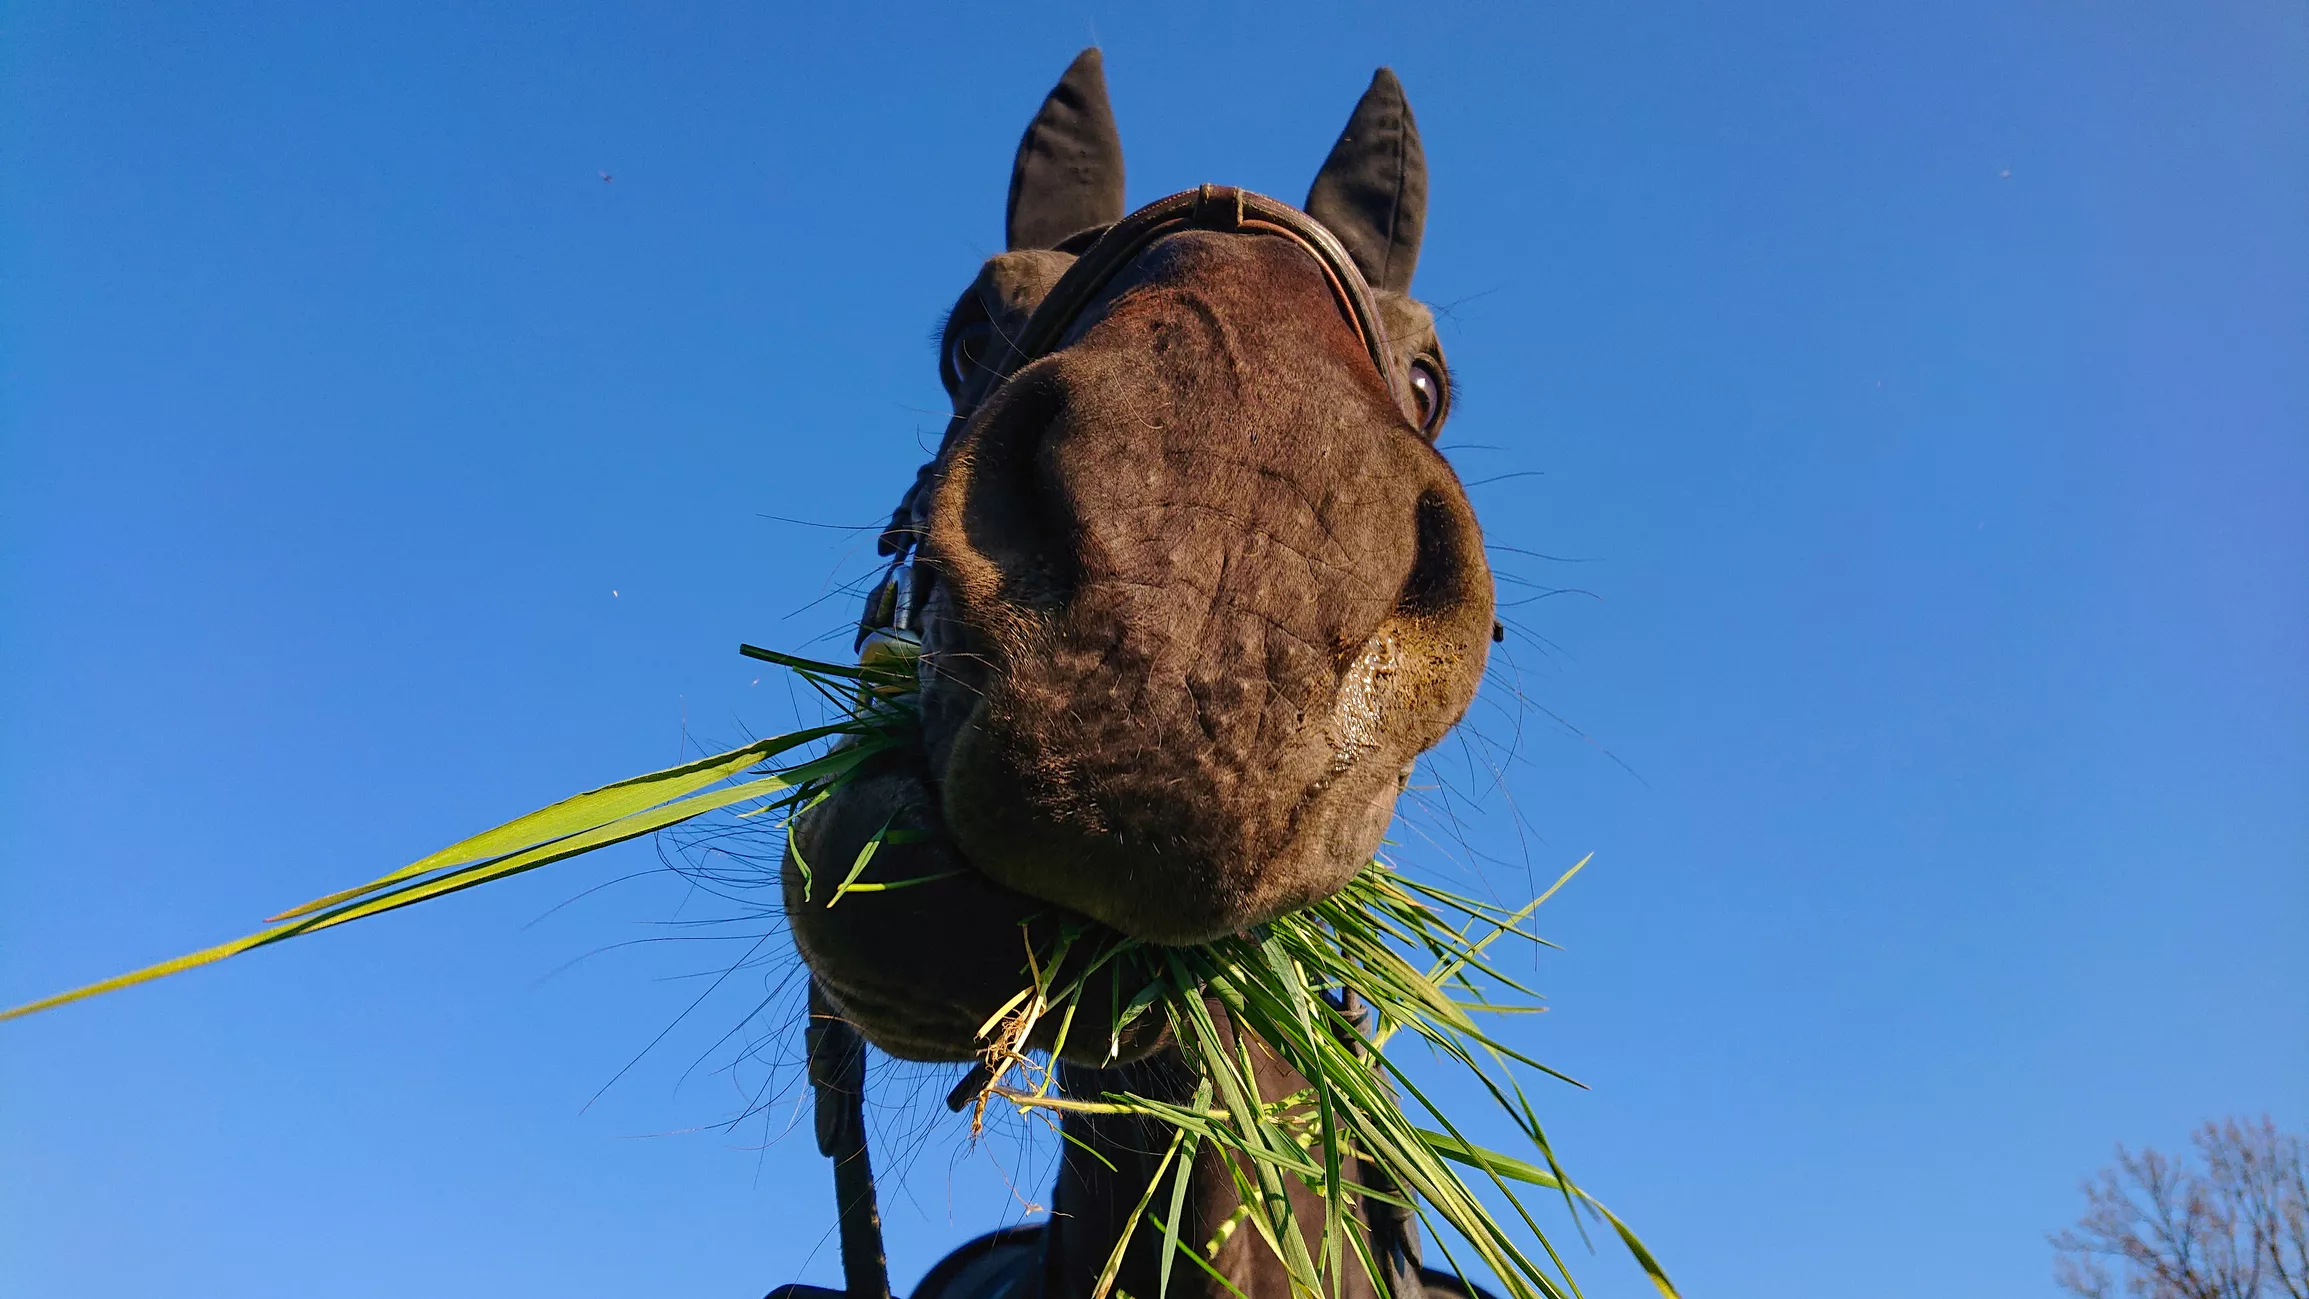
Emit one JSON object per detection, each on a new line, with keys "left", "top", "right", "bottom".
{"left": 780, "top": 49, "right": 1496, "bottom": 1299}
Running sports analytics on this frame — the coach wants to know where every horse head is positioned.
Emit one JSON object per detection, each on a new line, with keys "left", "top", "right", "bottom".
{"left": 788, "top": 50, "right": 1493, "bottom": 1072}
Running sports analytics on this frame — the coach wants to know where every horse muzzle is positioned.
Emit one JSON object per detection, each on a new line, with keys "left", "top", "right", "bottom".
{"left": 914, "top": 229, "right": 1493, "bottom": 944}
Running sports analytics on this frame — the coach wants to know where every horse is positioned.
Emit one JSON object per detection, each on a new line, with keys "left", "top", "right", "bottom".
{"left": 774, "top": 49, "right": 1498, "bottom": 1299}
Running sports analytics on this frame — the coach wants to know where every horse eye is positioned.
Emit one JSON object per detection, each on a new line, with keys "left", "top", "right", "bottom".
{"left": 946, "top": 321, "right": 995, "bottom": 383}
{"left": 1408, "top": 358, "right": 1447, "bottom": 434}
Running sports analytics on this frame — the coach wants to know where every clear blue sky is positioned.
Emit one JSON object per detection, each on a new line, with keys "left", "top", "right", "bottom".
{"left": 4, "top": 4, "right": 2302, "bottom": 1296}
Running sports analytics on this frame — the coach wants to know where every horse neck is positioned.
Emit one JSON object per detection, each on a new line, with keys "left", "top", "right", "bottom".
{"left": 1039, "top": 1023, "right": 1391, "bottom": 1299}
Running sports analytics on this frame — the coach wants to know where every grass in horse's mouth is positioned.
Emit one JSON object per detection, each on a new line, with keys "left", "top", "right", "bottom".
{"left": 2, "top": 645, "right": 1677, "bottom": 1299}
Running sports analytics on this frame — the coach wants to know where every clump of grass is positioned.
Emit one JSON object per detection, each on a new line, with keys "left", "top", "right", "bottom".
{"left": 1, "top": 646, "right": 1675, "bottom": 1299}
{"left": 965, "top": 861, "right": 1676, "bottom": 1299}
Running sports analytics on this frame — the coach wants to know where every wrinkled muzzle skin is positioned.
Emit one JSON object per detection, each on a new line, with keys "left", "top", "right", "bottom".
{"left": 925, "top": 231, "right": 1492, "bottom": 944}
{"left": 785, "top": 229, "right": 1492, "bottom": 1063}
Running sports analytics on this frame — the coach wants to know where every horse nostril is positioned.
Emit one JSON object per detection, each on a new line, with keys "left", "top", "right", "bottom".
{"left": 1396, "top": 489, "right": 1464, "bottom": 618}
{"left": 940, "top": 373, "right": 1081, "bottom": 616}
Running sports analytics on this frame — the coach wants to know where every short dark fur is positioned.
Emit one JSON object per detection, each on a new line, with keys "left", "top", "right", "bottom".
{"left": 784, "top": 50, "right": 1494, "bottom": 1299}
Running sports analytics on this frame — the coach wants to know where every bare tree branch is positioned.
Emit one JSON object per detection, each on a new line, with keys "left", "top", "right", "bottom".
{"left": 2052, "top": 1116, "right": 2307, "bottom": 1299}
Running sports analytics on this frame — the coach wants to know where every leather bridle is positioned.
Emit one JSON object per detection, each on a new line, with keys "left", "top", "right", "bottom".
{"left": 874, "top": 185, "right": 1403, "bottom": 569}
{"left": 981, "top": 183, "right": 1402, "bottom": 407}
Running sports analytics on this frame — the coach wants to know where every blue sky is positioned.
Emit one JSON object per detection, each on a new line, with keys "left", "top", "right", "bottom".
{"left": 3, "top": 3, "right": 2302, "bottom": 1296}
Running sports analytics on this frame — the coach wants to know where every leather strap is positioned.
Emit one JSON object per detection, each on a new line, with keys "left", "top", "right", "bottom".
{"left": 808, "top": 982, "right": 891, "bottom": 1299}
{"left": 983, "top": 184, "right": 1400, "bottom": 405}
{"left": 879, "top": 184, "right": 1399, "bottom": 559}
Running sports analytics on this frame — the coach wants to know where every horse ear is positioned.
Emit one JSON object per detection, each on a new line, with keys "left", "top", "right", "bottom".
{"left": 1006, "top": 48, "right": 1126, "bottom": 251}
{"left": 1305, "top": 68, "right": 1427, "bottom": 293}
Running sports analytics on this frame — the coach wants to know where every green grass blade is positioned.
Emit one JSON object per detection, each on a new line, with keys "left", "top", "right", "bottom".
{"left": 0, "top": 927, "right": 297, "bottom": 1022}
{"left": 2, "top": 715, "right": 888, "bottom": 1022}
{"left": 1418, "top": 1130, "right": 1680, "bottom": 1299}
{"left": 1092, "top": 1128, "right": 1185, "bottom": 1299}
{"left": 268, "top": 720, "right": 861, "bottom": 922}
{"left": 1158, "top": 1076, "right": 1212, "bottom": 1299}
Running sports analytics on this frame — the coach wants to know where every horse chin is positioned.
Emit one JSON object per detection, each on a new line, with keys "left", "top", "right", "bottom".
{"left": 782, "top": 746, "right": 1179, "bottom": 1065}
{"left": 785, "top": 686, "right": 1411, "bottom": 1063}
